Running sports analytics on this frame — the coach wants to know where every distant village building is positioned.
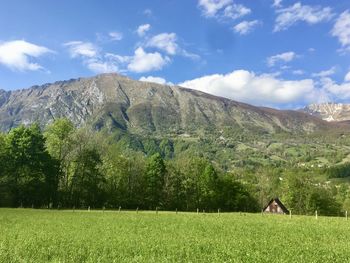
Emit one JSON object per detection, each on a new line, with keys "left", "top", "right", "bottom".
{"left": 263, "top": 198, "right": 289, "bottom": 214}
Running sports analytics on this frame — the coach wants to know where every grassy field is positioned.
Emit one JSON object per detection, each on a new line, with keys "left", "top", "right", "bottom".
{"left": 0, "top": 209, "right": 349, "bottom": 262}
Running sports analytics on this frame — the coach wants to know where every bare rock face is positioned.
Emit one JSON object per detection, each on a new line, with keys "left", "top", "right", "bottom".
{"left": 302, "top": 103, "right": 350, "bottom": 122}
{"left": 0, "top": 73, "right": 334, "bottom": 135}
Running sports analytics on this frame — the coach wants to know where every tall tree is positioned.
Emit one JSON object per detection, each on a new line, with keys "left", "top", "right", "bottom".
{"left": 200, "top": 163, "right": 219, "bottom": 210}
{"left": 71, "top": 147, "right": 105, "bottom": 207}
{"left": 44, "top": 118, "right": 75, "bottom": 205}
{"left": 5, "top": 124, "right": 58, "bottom": 207}
{"left": 145, "top": 153, "right": 166, "bottom": 209}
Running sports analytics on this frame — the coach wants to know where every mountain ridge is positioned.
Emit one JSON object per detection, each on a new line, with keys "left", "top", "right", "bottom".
{"left": 0, "top": 73, "right": 345, "bottom": 136}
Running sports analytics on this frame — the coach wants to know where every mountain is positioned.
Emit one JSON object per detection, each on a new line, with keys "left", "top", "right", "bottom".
{"left": 301, "top": 103, "right": 350, "bottom": 122}
{"left": 0, "top": 73, "right": 338, "bottom": 136}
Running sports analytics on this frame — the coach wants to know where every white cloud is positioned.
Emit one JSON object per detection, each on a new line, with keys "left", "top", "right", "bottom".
{"left": 312, "top": 67, "right": 336, "bottom": 78}
{"left": 234, "top": 20, "right": 260, "bottom": 35}
{"left": 274, "top": 3, "right": 334, "bottom": 32}
{"left": 179, "top": 70, "right": 318, "bottom": 106}
{"left": 292, "top": 70, "right": 305, "bottom": 75}
{"left": 322, "top": 77, "right": 350, "bottom": 100}
{"left": 65, "top": 40, "right": 170, "bottom": 74}
{"left": 181, "top": 50, "right": 201, "bottom": 60}
{"left": 146, "top": 33, "right": 178, "bottom": 55}
{"left": 64, "top": 41, "right": 128, "bottom": 74}
{"left": 272, "top": 0, "right": 282, "bottom": 8}
{"left": 85, "top": 53, "right": 132, "bottom": 74}
{"left": 345, "top": 71, "right": 350, "bottom": 82}
{"left": 198, "top": 0, "right": 232, "bottom": 17}
{"left": 137, "top": 24, "right": 151, "bottom": 37}
{"left": 105, "top": 53, "right": 130, "bottom": 64}
{"left": 267, "top": 51, "right": 297, "bottom": 67}
{"left": 223, "top": 4, "right": 251, "bottom": 19}
{"left": 0, "top": 40, "right": 52, "bottom": 71}
{"left": 127, "top": 47, "right": 169, "bottom": 73}
{"left": 331, "top": 11, "right": 350, "bottom": 52}
{"left": 198, "top": 0, "right": 250, "bottom": 20}
{"left": 139, "top": 76, "right": 173, "bottom": 85}
{"left": 109, "top": 32, "right": 123, "bottom": 41}
{"left": 64, "top": 41, "right": 98, "bottom": 58}
{"left": 145, "top": 32, "right": 200, "bottom": 60}
{"left": 86, "top": 60, "right": 118, "bottom": 73}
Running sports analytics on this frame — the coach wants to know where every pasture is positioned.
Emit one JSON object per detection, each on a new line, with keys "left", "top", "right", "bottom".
{"left": 0, "top": 209, "right": 349, "bottom": 262}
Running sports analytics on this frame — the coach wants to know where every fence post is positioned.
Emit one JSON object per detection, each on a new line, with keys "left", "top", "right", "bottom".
{"left": 136, "top": 207, "right": 139, "bottom": 214}
{"left": 176, "top": 208, "right": 178, "bottom": 214}
{"left": 156, "top": 207, "right": 158, "bottom": 215}
{"left": 315, "top": 210, "right": 318, "bottom": 220}
{"left": 119, "top": 206, "right": 121, "bottom": 213}
{"left": 197, "top": 208, "right": 199, "bottom": 214}
{"left": 289, "top": 210, "right": 292, "bottom": 219}
{"left": 218, "top": 208, "right": 220, "bottom": 215}
{"left": 346, "top": 211, "right": 348, "bottom": 221}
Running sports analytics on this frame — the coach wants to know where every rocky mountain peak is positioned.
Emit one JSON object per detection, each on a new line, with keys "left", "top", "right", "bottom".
{"left": 302, "top": 103, "right": 350, "bottom": 122}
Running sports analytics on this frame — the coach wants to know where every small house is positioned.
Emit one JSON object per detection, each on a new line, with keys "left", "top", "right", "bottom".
{"left": 263, "top": 198, "right": 289, "bottom": 214}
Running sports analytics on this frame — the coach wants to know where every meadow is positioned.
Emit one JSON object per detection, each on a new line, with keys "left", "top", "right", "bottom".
{"left": 0, "top": 209, "right": 349, "bottom": 262}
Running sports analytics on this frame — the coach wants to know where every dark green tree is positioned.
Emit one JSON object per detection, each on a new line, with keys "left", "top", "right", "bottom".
{"left": 145, "top": 153, "right": 166, "bottom": 209}
{"left": 5, "top": 124, "right": 58, "bottom": 207}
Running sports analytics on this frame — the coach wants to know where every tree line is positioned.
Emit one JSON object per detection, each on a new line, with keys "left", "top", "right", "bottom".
{"left": 0, "top": 118, "right": 349, "bottom": 215}
{"left": 0, "top": 119, "right": 257, "bottom": 211}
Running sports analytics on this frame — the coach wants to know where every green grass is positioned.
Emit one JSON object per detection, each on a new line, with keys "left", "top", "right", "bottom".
{"left": 0, "top": 209, "right": 349, "bottom": 262}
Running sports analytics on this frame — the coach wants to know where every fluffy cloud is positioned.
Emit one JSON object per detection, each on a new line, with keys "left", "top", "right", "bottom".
{"left": 145, "top": 32, "right": 200, "bottom": 60}
{"left": 85, "top": 53, "right": 132, "bottom": 74}
{"left": 127, "top": 47, "right": 170, "bottom": 73}
{"left": 137, "top": 24, "right": 151, "bottom": 37}
{"left": 198, "top": 0, "right": 250, "bottom": 20}
{"left": 64, "top": 41, "right": 125, "bottom": 74}
{"left": 86, "top": 60, "right": 118, "bottom": 73}
{"left": 179, "top": 70, "right": 318, "bottom": 106}
{"left": 311, "top": 67, "right": 336, "bottom": 78}
{"left": 345, "top": 71, "right": 350, "bottom": 82}
{"left": 139, "top": 76, "right": 173, "bottom": 85}
{"left": 64, "top": 41, "right": 98, "bottom": 58}
{"left": 0, "top": 40, "right": 52, "bottom": 71}
{"left": 331, "top": 11, "right": 350, "bottom": 52}
{"left": 223, "top": 3, "right": 251, "bottom": 19}
{"left": 267, "top": 51, "right": 297, "bottom": 67}
{"left": 272, "top": 0, "right": 282, "bottom": 8}
{"left": 322, "top": 77, "right": 350, "bottom": 100}
{"left": 146, "top": 33, "right": 178, "bottom": 55}
{"left": 65, "top": 40, "right": 170, "bottom": 74}
{"left": 109, "top": 32, "right": 123, "bottom": 41}
{"left": 274, "top": 3, "right": 334, "bottom": 32}
{"left": 198, "top": 0, "right": 231, "bottom": 17}
{"left": 292, "top": 70, "right": 305, "bottom": 75}
{"left": 233, "top": 20, "right": 260, "bottom": 35}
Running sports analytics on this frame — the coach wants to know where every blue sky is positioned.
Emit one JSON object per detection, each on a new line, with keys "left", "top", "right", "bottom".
{"left": 0, "top": 0, "right": 349, "bottom": 108}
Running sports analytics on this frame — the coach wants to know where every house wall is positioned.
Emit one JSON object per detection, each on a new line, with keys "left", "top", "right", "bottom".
{"left": 264, "top": 200, "right": 285, "bottom": 214}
